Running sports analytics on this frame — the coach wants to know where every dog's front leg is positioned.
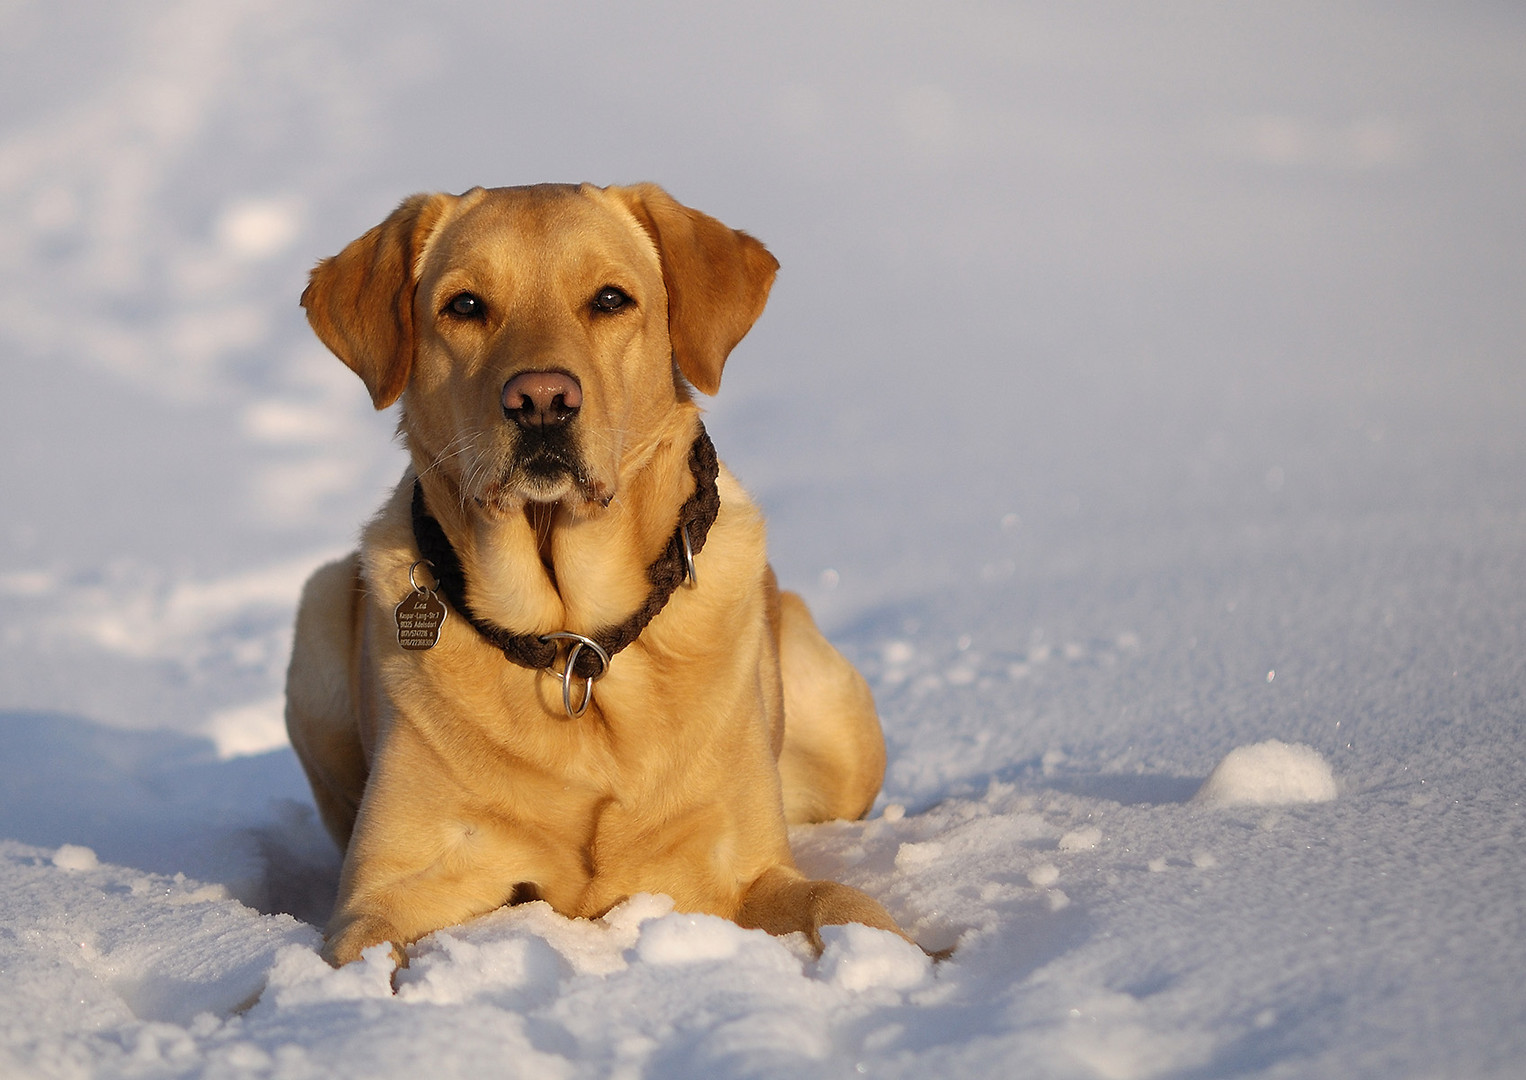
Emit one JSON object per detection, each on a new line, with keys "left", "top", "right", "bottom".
{"left": 320, "top": 729, "right": 545, "bottom": 967}
{"left": 736, "top": 864, "right": 907, "bottom": 953}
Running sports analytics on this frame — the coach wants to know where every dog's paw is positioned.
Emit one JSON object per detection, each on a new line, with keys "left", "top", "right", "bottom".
{"left": 800, "top": 879, "right": 908, "bottom": 950}
{"left": 737, "top": 867, "right": 911, "bottom": 954}
{"left": 322, "top": 915, "right": 409, "bottom": 969}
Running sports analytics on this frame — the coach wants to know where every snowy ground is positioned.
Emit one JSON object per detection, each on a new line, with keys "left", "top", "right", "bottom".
{"left": 2, "top": 2, "right": 1525, "bottom": 1077}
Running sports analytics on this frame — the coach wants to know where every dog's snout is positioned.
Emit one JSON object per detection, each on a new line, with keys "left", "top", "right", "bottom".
{"left": 502, "top": 370, "right": 582, "bottom": 428}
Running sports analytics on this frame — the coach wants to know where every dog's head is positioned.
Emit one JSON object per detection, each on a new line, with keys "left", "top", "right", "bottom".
{"left": 301, "top": 183, "right": 777, "bottom": 513}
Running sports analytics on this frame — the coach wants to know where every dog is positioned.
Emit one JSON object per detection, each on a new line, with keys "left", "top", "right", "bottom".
{"left": 285, "top": 182, "right": 904, "bottom": 967}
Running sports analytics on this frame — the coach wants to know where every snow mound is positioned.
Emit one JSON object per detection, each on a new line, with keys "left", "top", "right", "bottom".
{"left": 51, "top": 843, "right": 99, "bottom": 871}
{"left": 635, "top": 911, "right": 749, "bottom": 966}
{"left": 815, "top": 923, "right": 930, "bottom": 992}
{"left": 253, "top": 942, "right": 397, "bottom": 1012}
{"left": 1193, "top": 740, "right": 1338, "bottom": 807}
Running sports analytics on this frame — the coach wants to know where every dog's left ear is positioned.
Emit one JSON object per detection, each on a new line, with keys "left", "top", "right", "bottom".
{"left": 301, "top": 192, "right": 456, "bottom": 409}
{"left": 611, "top": 184, "right": 779, "bottom": 396}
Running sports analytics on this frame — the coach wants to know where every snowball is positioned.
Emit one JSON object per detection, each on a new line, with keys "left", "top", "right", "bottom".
{"left": 816, "top": 924, "right": 930, "bottom": 992}
{"left": 52, "top": 844, "right": 99, "bottom": 871}
{"left": 1194, "top": 740, "right": 1337, "bottom": 807}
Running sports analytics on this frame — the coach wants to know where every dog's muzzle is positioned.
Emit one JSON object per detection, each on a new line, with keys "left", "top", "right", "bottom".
{"left": 500, "top": 370, "right": 590, "bottom": 493}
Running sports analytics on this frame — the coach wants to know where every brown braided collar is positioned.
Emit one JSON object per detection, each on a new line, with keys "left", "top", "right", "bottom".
{"left": 410, "top": 425, "right": 721, "bottom": 678}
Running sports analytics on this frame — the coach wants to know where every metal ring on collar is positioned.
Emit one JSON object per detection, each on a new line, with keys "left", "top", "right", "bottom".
{"left": 539, "top": 631, "right": 612, "bottom": 718}
{"left": 680, "top": 524, "right": 698, "bottom": 587}
{"left": 408, "top": 559, "right": 438, "bottom": 593}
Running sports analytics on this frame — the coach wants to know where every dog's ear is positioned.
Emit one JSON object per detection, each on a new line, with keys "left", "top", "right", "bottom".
{"left": 300, "top": 193, "right": 455, "bottom": 409}
{"left": 612, "top": 184, "right": 779, "bottom": 396}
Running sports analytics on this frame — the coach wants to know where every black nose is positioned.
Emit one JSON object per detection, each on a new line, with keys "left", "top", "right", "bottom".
{"left": 502, "top": 371, "right": 582, "bottom": 428}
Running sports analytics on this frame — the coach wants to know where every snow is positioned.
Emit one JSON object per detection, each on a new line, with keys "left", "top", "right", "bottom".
{"left": 3, "top": 1, "right": 1526, "bottom": 1077}
{"left": 49, "top": 844, "right": 100, "bottom": 873}
{"left": 1193, "top": 741, "right": 1338, "bottom": 808}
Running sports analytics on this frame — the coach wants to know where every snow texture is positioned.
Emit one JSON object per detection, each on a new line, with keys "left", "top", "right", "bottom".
{"left": 3, "top": 1, "right": 1525, "bottom": 1078}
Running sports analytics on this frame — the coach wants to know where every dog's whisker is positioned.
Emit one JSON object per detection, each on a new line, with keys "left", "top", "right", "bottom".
{"left": 418, "top": 433, "right": 479, "bottom": 482}
{"left": 460, "top": 455, "right": 490, "bottom": 514}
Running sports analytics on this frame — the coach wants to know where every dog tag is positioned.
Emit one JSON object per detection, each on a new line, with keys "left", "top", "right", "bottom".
{"left": 395, "top": 589, "right": 447, "bottom": 651}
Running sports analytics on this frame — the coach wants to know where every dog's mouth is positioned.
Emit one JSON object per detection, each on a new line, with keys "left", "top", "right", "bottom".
{"left": 474, "top": 429, "right": 609, "bottom": 510}
{"left": 515, "top": 447, "right": 587, "bottom": 499}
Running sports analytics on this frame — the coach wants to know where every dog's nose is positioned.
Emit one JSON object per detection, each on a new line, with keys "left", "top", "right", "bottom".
{"left": 502, "top": 371, "right": 582, "bottom": 428}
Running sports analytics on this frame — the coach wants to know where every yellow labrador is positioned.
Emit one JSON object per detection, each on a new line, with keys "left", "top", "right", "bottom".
{"left": 285, "top": 183, "right": 902, "bottom": 966}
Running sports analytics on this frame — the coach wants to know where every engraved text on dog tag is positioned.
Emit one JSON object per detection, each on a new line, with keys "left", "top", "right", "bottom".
{"left": 395, "top": 590, "right": 447, "bottom": 650}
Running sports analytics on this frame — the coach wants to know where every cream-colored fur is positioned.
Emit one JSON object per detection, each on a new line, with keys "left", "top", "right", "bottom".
{"left": 285, "top": 183, "right": 900, "bottom": 966}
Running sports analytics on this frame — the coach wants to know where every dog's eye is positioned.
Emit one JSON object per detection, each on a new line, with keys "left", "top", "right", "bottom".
{"left": 445, "top": 292, "right": 485, "bottom": 319}
{"left": 591, "top": 286, "right": 631, "bottom": 313}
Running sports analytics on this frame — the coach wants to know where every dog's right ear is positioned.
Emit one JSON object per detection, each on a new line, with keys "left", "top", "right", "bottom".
{"left": 300, "top": 193, "right": 455, "bottom": 410}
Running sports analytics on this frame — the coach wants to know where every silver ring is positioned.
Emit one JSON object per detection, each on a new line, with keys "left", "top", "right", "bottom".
{"left": 539, "top": 632, "right": 611, "bottom": 718}
{"left": 680, "top": 525, "right": 698, "bottom": 587}
{"left": 408, "top": 560, "right": 438, "bottom": 593}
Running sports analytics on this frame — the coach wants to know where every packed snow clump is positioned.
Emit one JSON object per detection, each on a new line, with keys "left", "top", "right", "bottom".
{"left": 815, "top": 923, "right": 930, "bottom": 992}
{"left": 51, "top": 843, "right": 100, "bottom": 871}
{"left": 1193, "top": 740, "right": 1338, "bottom": 807}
